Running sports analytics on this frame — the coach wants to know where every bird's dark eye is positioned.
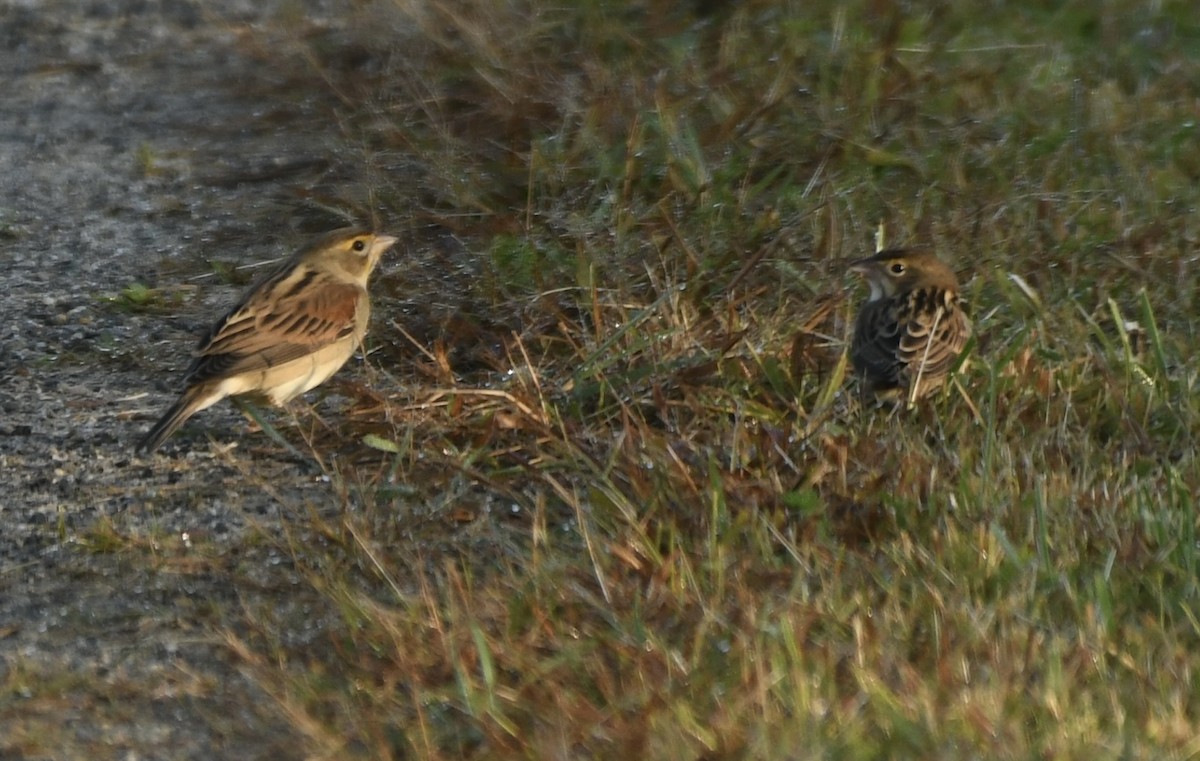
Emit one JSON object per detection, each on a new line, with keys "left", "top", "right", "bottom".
{"left": 889, "top": 262, "right": 906, "bottom": 275}
{"left": 352, "top": 239, "right": 366, "bottom": 253}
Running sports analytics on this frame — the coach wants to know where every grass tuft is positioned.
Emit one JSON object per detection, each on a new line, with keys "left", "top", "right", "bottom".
{"left": 185, "top": 0, "right": 1200, "bottom": 757}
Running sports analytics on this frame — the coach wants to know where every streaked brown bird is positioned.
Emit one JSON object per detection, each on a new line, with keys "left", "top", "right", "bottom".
{"left": 137, "top": 227, "right": 398, "bottom": 453}
{"left": 848, "top": 248, "right": 971, "bottom": 402}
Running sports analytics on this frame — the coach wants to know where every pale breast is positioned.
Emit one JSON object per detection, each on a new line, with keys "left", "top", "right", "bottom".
{"left": 211, "top": 337, "right": 360, "bottom": 405}
{"left": 264, "top": 339, "right": 360, "bottom": 404}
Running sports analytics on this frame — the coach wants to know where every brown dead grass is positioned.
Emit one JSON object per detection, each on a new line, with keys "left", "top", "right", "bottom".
{"left": 91, "top": 0, "right": 1200, "bottom": 758}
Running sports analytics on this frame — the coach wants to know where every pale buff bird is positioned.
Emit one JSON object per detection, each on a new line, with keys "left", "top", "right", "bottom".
{"left": 137, "top": 227, "right": 397, "bottom": 452}
{"left": 849, "top": 248, "right": 971, "bottom": 402}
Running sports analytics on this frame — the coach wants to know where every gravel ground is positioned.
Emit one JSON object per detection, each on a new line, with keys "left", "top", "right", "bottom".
{"left": 0, "top": 2, "right": 401, "bottom": 756}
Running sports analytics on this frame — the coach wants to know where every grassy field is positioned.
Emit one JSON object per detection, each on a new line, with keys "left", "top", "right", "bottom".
{"left": 212, "top": 1, "right": 1200, "bottom": 757}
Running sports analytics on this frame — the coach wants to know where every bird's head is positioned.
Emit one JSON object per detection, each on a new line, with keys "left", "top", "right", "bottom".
{"left": 299, "top": 227, "right": 398, "bottom": 285}
{"left": 848, "top": 249, "right": 961, "bottom": 301}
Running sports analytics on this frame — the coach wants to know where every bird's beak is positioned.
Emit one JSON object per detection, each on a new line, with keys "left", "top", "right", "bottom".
{"left": 374, "top": 234, "right": 399, "bottom": 253}
{"left": 847, "top": 257, "right": 874, "bottom": 276}
{"left": 847, "top": 256, "right": 885, "bottom": 301}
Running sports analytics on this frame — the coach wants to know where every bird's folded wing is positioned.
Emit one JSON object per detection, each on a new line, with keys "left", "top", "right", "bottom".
{"left": 897, "top": 303, "right": 970, "bottom": 380}
{"left": 185, "top": 278, "right": 362, "bottom": 384}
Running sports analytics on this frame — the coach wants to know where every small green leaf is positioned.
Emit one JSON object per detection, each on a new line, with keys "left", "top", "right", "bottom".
{"left": 120, "top": 283, "right": 156, "bottom": 306}
{"left": 782, "top": 488, "right": 823, "bottom": 516}
{"left": 362, "top": 434, "right": 401, "bottom": 453}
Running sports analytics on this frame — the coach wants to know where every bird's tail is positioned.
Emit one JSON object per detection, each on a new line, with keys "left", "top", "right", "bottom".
{"left": 136, "top": 388, "right": 209, "bottom": 454}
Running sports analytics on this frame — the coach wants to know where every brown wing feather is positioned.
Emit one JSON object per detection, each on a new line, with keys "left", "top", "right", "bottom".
{"left": 895, "top": 288, "right": 970, "bottom": 386}
{"left": 184, "top": 270, "right": 363, "bottom": 385}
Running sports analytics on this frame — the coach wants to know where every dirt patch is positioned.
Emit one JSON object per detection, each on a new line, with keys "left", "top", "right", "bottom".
{"left": 0, "top": 2, "right": 405, "bottom": 756}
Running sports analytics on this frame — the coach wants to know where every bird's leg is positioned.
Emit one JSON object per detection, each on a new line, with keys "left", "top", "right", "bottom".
{"left": 232, "top": 397, "right": 312, "bottom": 463}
